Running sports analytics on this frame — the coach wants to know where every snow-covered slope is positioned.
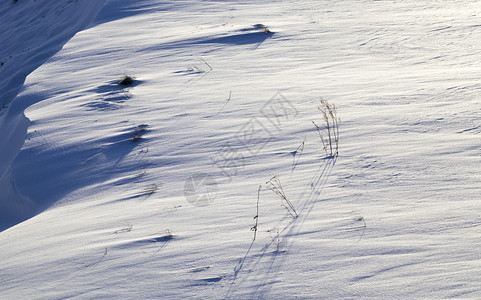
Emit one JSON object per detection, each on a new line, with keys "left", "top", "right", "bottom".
{"left": 1, "top": 0, "right": 481, "bottom": 298}
{"left": 0, "top": 0, "right": 105, "bottom": 231}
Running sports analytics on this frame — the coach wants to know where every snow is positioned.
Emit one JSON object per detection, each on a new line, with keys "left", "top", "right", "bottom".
{"left": 1, "top": 0, "right": 481, "bottom": 298}
{"left": 0, "top": 0, "right": 105, "bottom": 231}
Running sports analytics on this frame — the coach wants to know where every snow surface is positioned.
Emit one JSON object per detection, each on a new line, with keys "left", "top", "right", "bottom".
{"left": 1, "top": 0, "right": 481, "bottom": 298}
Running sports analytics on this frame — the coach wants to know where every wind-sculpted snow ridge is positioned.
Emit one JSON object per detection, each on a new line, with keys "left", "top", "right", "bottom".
{"left": 0, "top": 0, "right": 105, "bottom": 231}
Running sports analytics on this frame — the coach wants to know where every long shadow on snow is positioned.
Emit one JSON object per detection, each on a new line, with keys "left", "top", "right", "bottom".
{"left": 138, "top": 31, "right": 274, "bottom": 54}
{"left": 83, "top": 80, "right": 145, "bottom": 111}
{"left": 225, "top": 157, "right": 337, "bottom": 299}
{"left": 252, "top": 157, "right": 337, "bottom": 299}
{"left": 200, "top": 31, "right": 274, "bottom": 46}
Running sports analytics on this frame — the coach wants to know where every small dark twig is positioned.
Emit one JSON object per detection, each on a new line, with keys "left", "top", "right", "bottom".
{"left": 251, "top": 185, "right": 261, "bottom": 241}
{"left": 290, "top": 140, "right": 305, "bottom": 174}
{"left": 313, "top": 98, "right": 340, "bottom": 157}
{"left": 198, "top": 57, "right": 213, "bottom": 71}
{"left": 266, "top": 176, "right": 298, "bottom": 218}
{"left": 218, "top": 91, "right": 232, "bottom": 114}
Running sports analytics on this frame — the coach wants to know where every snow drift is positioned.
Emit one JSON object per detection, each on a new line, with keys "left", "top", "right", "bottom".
{"left": 0, "top": 0, "right": 105, "bottom": 231}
